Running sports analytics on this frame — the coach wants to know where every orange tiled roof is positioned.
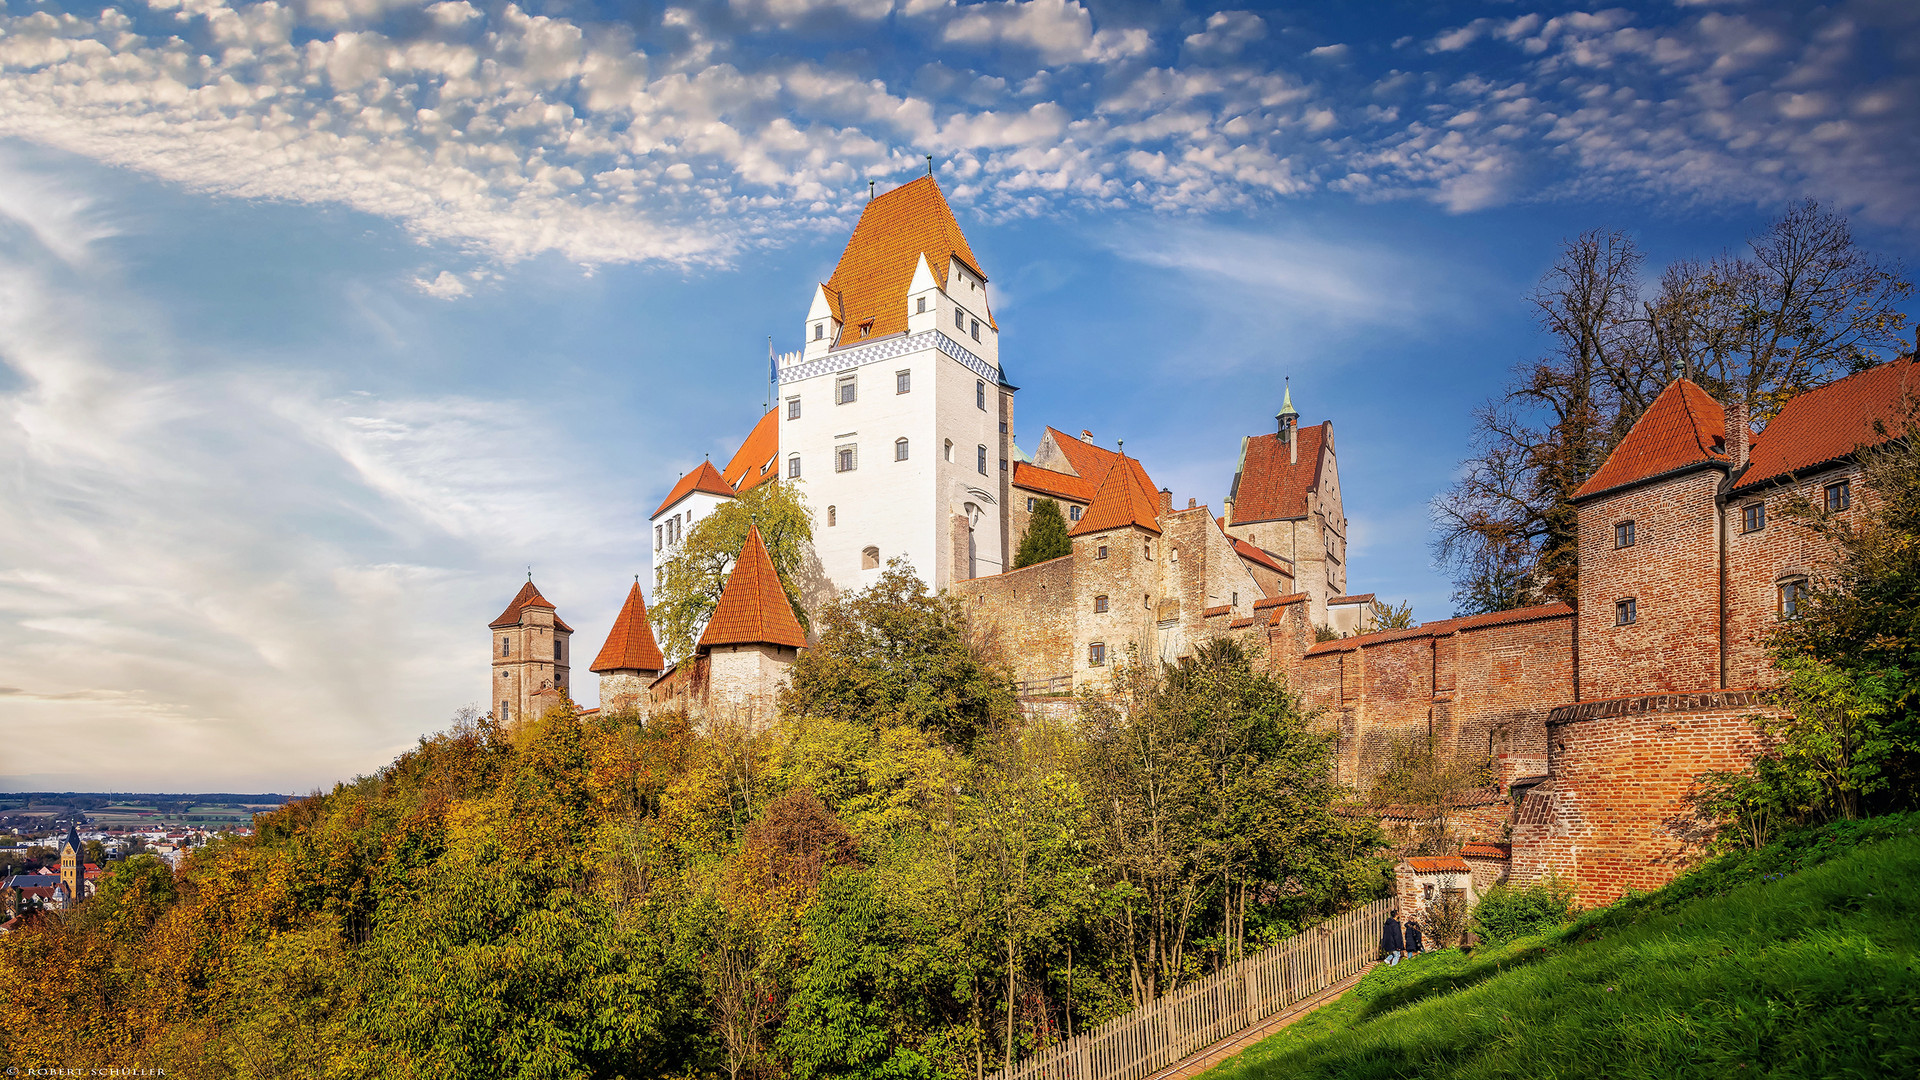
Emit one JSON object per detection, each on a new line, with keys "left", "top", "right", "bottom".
{"left": 1203, "top": 605, "right": 1232, "bottom": 618}
{"left": 1406, "top": 855, "right": 1471, "bottom": 874}
{"left": 1735, "top": 356, "right": 1915, "bottom": 492}
{"left": 1266, "top": 594, "right": 1309, "bottom": 623}
{"left": 1329, "top": 593, "right": 1376, "bottom": 605}
{"left": 1229, "top": 617, "right": 1256, "bottom": 629}
{"left": 824, "top": 175, "right": 990, "bottom": 348}
{"left": 490, "top": 580, "right": 573, "bottom": 633}
{"left": 1069, "top": 454, "right": 1162, "bottom": 536}
{"left": 1232, "top": 538, "right": 1292, "bottom": 577}
{"left": 1461, "top": 842, "right": 1512, "bottom": 859}
{"left": 723, "top": 409, "right": 781, "bottom": 496}
{"left": 698, "top": 524, "right": 808, "bottom": 651}
{"left": 1229, "top": 423, "right": 1328, "bottom": 524}
{"left": 1574, "top": 379, "right": 1728, "bottom": 501}
{"left": 653, "top": 460, "right": 736, "bottom": 519}
{"left": 1252, "top": 595, "right": 1289, "bottom": 610}
{"left": 1013, "top": 462, "right": 1097, "bottom": 504}
{"left": 1304, "top": 601, "right": 1573, "bottom": 656}
{"left": 591, "top": 581, "right": 666, "bottom": 674}
{"left": 1045, "top": 427, "right": 1123, "bottom": 487}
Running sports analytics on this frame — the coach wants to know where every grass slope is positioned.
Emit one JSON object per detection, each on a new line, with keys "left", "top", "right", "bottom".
{"left": 1204, "top": 817, "right": 1920, "bottom": 1080}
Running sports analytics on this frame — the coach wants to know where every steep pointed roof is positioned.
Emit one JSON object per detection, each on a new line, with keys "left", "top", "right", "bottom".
{"left": 1734, "top": 356, "right": 1915, "bottom": 492}
{"left": 64, "top": 823, "right": 80, "bottom": 855}
{"left": 1070, "top": 454, "right": 1163, "bottom": 536}
{"left": 824, "top": 175, "right": 990, "bottom": 347}
{"left": 591, "top": 581, "right": 666, "bottom": 673}
{"left": 490, "top": 580, "right": 573, "bottom": 632}
{"left": 698, "top": 524, "right": 808, "bottom": 651}
{"left": 723, "top": 409, "right": 781, "bottom": 496}
{"left": 1573, "top": 379, "right": 1728, "bottom": 501}
{"left": 653, "top": 459, "right": 736, "bottom": 519}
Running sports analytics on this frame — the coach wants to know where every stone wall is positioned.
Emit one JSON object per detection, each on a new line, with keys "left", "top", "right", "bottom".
{"left": 1510, "top": 691, "right": 1776, "bottom": 905}
{"left": 956, "top": 554, "right": 1075, "bottom": 694}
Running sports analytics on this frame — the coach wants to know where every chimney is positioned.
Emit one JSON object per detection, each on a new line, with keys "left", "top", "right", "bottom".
{"left": 1728, "top": 399, "right": 1750, "bottom": 470}
{"left": 1187, "top": 497, "right": 1197, "bottom": 509}
{"left": 1080, "top": 429, "right": 1093, "bottom": 441}
{"left": 1290, "top": 430, "right": 1298, "bottom": 467}
{"left": 1159, "top": 487, "right": 1173, "bottom": 514}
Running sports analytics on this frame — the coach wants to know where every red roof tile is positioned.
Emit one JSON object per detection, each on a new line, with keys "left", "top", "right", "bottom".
{"left": 1203, "top": 605, "right": 1232, "bottom": 618}
{"left": 590, "top": 581, "right": 666, "bottom": 674}
{"left": 723, "top": 409, "right": 781, "bottom": 496}
{"left": 1229, "top": 617, "right": 1256, "bottom": 629}
{"left": 1406, "top": 855, "right": 1471, "bottom": 874}
{"left": 1013, "top": 462, "right": 1097, "bottom": 504}
{"left": 698, "top": 524, "right": 808, "bottom": 650}
{"left": 1304, "top": 601, "right": 1572, "bottom": 656}
{"left": 653, "top": 459, "right": 736, "bottom": 519}
{"left": 1252, "top": 595, "right": 1288, "bottom": 610}
{"left": 1229, "top": 422, "right": 1328, "bottom": 524}
{"left": 1460, "top": 842, "right": 1512, "bottom": 859}
{"left": 490, "top": 580, "right": 572, "bottom": 632}
{"left": 1265, "top": 593, "right": 1309, "bottom": 624}
{"left": 1329, "top": 593, "right": 1374, "bottom": 605}
{"left": 1233, "top": 539, "right": 1293, "bottom": 577}
{"left": 1735, "top": 356, "right": 1915, "bottom": 492}
{"left": 1069, "top": 454, "right": 1162, "bottom": 536}
{"left": 1574, "top": 379, "right": 1728, "bottom": 501}
{"left": 824, "top": 176, "right": 989, "bottom": 348}
{"left": 1045, "top": 427, "right": 1124, "bottom": 487}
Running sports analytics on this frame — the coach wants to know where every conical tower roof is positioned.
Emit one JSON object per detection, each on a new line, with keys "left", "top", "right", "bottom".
{"left": 490, "top": 579, "right": 573, "bottom": 632}
{"left": 1069, "top": 454, "right": 1163, "bottom": 537}
{"left": 591, "top": 580, "right": 666, "bottom": 673}
{"left": 1277, "top": 379, "right": 1297, "bottom": 420}
{"left": 698, "top": 523, "right": 808, "bottom": 650}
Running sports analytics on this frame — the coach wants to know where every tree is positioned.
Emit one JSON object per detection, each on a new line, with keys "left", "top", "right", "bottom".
{"left": 1369, "top": 599, "right": 1415, "bottom": 631}
{"left": 1366, "top": 732, "right": 1494, "bottom": 855}
{"left": 1434, "top": 205, "right": 1911, "bottom": 613}
{"left": 781, "top": 559, "right": 1018, "bottom": 752}
{"left": 83, "top": 840, "right": 105, "bottom": 866}
{"left": 654, "top": 479, "right": 816, "bottom": 662}
{"left": 1014, "top": 500, "right": 1072, "bottom": 569}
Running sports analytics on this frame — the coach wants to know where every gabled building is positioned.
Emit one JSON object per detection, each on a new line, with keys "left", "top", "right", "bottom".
{"left": 649, "top": 459, "right": 737, "bottom": 590}
{"left": 488, "top": 578, "right": 572, "bottom": 727}
{"left": 1223, "top": 383, "right": 1353, "bottom": 629}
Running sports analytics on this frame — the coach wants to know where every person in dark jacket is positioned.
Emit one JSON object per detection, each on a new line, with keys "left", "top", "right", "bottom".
{"left": 1381, "top": 911, "right": 1404, "bottom": 965}
{"left": 1405, "top": 920, "right": 1424, "bottom": 956}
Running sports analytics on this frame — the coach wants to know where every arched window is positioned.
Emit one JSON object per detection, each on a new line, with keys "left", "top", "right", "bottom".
{"left": 788, "top": 454, "right": 801, "bottom": 478}
{"left": 977, "top": 445, "right": 988, "bottom": 474}
{"left": 896, "top": 438, "right": 909, "bottom": 461}
{"left": 944, "top": 439, "right": 953, "bottom": 462}
{"left": 828, "top": 506, "right": 837, "bottom": 527}
{"left": 862, "top": 546, "right": 880, "bottom": 570}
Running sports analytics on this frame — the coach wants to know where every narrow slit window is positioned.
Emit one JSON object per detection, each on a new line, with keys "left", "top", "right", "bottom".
{"left": 895, "top": 438, "right": 909, "bottom": 461}
{"left": 977, "top": 445, "right": 988, "bottom": 475}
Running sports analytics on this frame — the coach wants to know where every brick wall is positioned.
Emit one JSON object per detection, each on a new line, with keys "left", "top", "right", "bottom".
{"left": 954, "top": 554, "right": 1075, "bottom": 692}
{"left": 1510, "top": 691, "right": 1776, "bottom": 905}
{"left": 1723, "top": 463, "right": 1860, "bottom": 690}
{"left": 1576, "top": 468, "right": 1726, "bottom": 699}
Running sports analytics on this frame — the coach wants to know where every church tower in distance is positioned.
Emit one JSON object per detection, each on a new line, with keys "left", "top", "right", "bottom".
{"left": 488, "top": 578, "right": 573, "bottom": 726}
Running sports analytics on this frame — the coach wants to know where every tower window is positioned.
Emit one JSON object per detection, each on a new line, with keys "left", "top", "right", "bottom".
{"left": 813, "top": 323, "right": 823, "bottom": 340}
{"left": 1825, "top": 480, "right": 1850, "bottom": 512}
{"left": 1616, "top": 598, "right": 1637, "bottom": 626}
{"left": 862, "top": 546, "right": 880, "bottom": 570}
{"left": 1088, "top": 642, "right": 1106, "bottom": 667}
{"left": 1615, "top": 520, "right": 1634, "bottom": 548}
{"left": 828, "top": 506, "right": 837, "bottom": 527}
{"left": 501, "top": 669, "right": 510, "bottom": 678}
{"left": 977, "top": 445, "right": 987, "bottom": 475}
{"left": 837, "top": 375, "right": 857, "bottom": 404}
{"left": 1742, "top": 502, "right": 1766, "bottom": 533}
{"left": 976, "top": 380, "right": 986, "bottom": 410}
{"left": 944, "top": 439, "right": 953, "bottom": 462}
{"left": 500, "top": 701, "right": 510, "bottom": 721}
{"left": 554, "top": 641, "right": 563, "bottom": 660}
{"left": 1000, "top": 458, "right": 1008, "bottom": 471}
{"left": 837, "top": 445, "right": 857, "bottom": 473}
{"left": 787, "top": 396, "right": 801, "bottom": 420}
{"left": 1145, "top": 542, "right": 1152, "bottom": 559}
{"left": 971, "top": 318, "right": 980, "bottom": 341}
{"left": 1094, "top": 595, "right": 1108, "bottom": 613}
{"left": 917, "top": 296, "right": 927, "bottom": 313}
{"left": 955, "top": 307, "right": 964, "bottom": 329}
{"left": 501, "top": 637, "right": 509, "bottom": 656}
{"left": 788, "top": 454, "right": 801, "bottom": 478}
{"left": 897, "top": 370, "right": 911, "bottom": 394}
{"left": 655, "top": 524, "right": 663, "bottom": 549}
{"left": 896, "top": 438, "right": 910, "bottom": 461}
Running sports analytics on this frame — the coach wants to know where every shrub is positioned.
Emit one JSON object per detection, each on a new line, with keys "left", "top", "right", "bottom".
{"left": 1470, "top": 876, "right": 1575, "bottom": 943}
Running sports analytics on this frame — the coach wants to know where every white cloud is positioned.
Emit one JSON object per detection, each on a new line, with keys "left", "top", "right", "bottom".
{"left": 937, "top": 0, "right": 1150, "bottom": 65}
{"left": 1184, "top": 11, "right": 1266, "bottom": 58}
{"left": 412, "top": 270, "right": 471, "bottom": 298}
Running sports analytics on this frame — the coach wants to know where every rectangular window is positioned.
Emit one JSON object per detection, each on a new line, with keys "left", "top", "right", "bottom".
{"left": 1096, "top": 545, "right": 1108, "bottom": 560}
{"left": 895, "top": 438, "right": 909, "bottom": 461}
{"left": 1000, "top": 458, "right": 1008, "bottom": 472}
{"left": 999, "top": 421, "right": 1008, "bottom": 434}
{"left": 1615, "top": 520, "right": 1634, "bottom": 549}
{"left": 896, "top": 370, "right": 911, "bottom": 395}
{"left": 554, "top": 641, "right": 563, "bottom": 660}
{"left": 916, "top": 296, "right": 927, "bottom": 314}
{"left": 977, "top": 445, "right": 988, "bottom": 474}
{"left": 1026, "top": 497, "right": 1035, "bottom": 511}
{"left": 1778, "top": 580, "right": 1806, "bottom": 618}
{"left": 655, "top": 524, "right": 663, "bottom": 549}
{"left": 955, "top": 308, "right": 965, "bottom": 329}
{"left": 1094, "top": 595, "right": 1108, "bottom": 613}
{"left": 970, "top": 318, "right": 980, "bottom": 341}
{"left": 501, "top": 637, "right": 510, "bottom": 657}
{"left": 813, "top": 323, "right": 823, "bottom": 340}
{"left": 1825, "top": 480, "right": 1850, "bottom": 512}
{"left": 788, "top": 455, "right": 801, "bottom": 478}
{"left": 1088, "top": 642, "right": 1106, "bottom": 667}
{"left": 1069, "top": 505, "right": 1081, "bottom": 521}
{"left": 1616, "top": 598, "right": 1637, "bottom": 626}
{"left": 1743, "top": 502, "right": 1766, "bottom": 532}
{"left": 836, "top": 445, "right": 857, "bottom": 473}
{"left": 976, "top": 381, "right": 986, "bottom": 410}
{"left": 787, "top": 396, "right": 801, "bottom": 420}
{"left": 837, "top": 376, "right": 856, "bottom": 404}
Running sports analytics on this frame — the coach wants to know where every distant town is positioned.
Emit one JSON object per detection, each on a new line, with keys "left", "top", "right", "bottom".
{"left": 2, "top": 793, "right": 293, "bottom": 923}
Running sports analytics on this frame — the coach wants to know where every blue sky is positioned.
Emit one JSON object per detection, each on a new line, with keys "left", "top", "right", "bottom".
{"left": 1, "top": 0, "right": 1915, "bottom": 792}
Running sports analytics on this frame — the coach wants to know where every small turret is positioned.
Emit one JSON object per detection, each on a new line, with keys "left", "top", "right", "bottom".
{"left": 1277, "top": 379, "right": 1299, "bottom": 464}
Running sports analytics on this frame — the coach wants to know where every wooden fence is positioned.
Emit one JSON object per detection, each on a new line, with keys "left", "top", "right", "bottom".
{"left": 988, "top": 897, "right": 1394, "bottom": 1080}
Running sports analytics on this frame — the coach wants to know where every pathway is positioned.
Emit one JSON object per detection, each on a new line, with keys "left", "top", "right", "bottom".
{"left": 1141, "top": 961, "right": 1379, "bottom": 1080}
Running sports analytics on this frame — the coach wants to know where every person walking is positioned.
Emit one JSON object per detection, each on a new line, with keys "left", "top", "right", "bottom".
{"left": 1405, "top": 919, "right": 1424, "bottom": 957}
{"left": 1381, "top": 910, "right": 1404, "bottom": 966}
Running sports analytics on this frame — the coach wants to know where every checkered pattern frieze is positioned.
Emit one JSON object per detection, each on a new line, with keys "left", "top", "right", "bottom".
{"left": 778, "top": 331, "right": 996, "bottom": 386}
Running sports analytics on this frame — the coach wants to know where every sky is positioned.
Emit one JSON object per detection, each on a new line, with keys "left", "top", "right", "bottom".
{"left": 1, "top": 0, "right": 1916, "bottom": 793}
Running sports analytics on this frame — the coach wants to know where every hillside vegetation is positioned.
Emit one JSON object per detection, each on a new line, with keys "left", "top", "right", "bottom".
{"left": 0, "top": 566, "right": 1384, "bottom": 1080}
{"left": 1204, "top": 814, "right": 1920, "bottom": 1080}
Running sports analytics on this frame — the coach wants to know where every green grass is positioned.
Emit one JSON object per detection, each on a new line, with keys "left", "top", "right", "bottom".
{"left": 1203, "top": 816, "right": 1920, "bottom": 1080}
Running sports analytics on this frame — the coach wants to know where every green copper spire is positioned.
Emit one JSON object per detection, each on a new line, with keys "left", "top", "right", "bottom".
{"left": 1276, "top": 378, "right": 1297, "bottom": 424}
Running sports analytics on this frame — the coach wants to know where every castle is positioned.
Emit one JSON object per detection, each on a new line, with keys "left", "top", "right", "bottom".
{"left": 487, "top": 175, "right": 1916, "bottom": 906}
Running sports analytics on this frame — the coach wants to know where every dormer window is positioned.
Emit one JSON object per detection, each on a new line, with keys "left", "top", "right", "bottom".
{"left": 813, "top": 323, "right": 823, "bottom": 340}
{"left": 917, "top": 296, "right": 927, "bottom": 314}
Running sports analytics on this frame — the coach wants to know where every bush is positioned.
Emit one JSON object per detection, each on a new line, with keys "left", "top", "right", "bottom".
{"left": 1470, "top": 876, "right": 1575, "bottom": 943}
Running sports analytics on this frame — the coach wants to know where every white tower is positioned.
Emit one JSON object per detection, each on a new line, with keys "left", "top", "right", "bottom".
{"left": 779, "top": 175, "right": 1014, "bottom": 597}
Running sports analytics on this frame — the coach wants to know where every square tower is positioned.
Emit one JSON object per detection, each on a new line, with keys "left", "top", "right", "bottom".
{"left": 488, "top": 579, "right": 573, "bottom": 726}
{"left": 781, "top": 176, "right": 1013, "bottom": 597}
